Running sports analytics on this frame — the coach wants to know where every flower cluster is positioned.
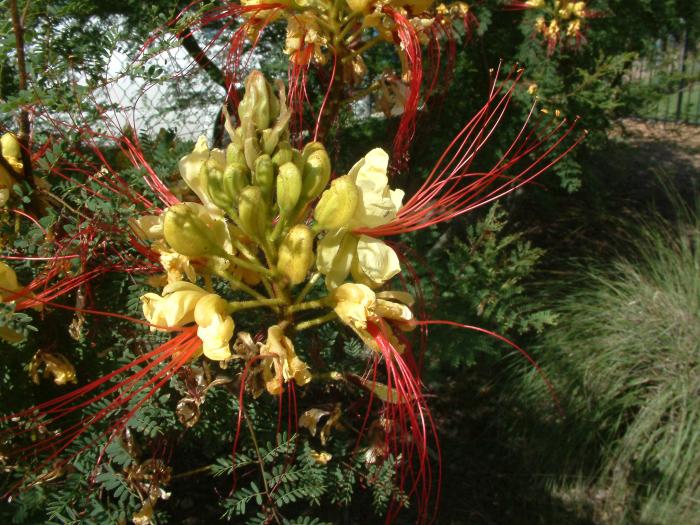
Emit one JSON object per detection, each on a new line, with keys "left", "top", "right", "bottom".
{"left": 511, "top": 0, "right": 589, "bottom": 54}
{"left": 129, "top": 70, "right": 417, "bottom": 400}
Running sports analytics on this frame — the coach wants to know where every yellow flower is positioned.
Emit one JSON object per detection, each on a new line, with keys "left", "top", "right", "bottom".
{"left": 260, "top": 324, "right": 311, "bottom": 395}
{"left": 0, "top": 261, "right": 21, "bottom": 300}
{"left": 158, "top": 248, "right": 198, "bottom": 284}
{"left": 141, "top": 282, "right": 209, "bottom": 328}
{"left": 129, "top": 215, "right": 164, "bottom": 242}
{"left": 140, "top": 282, "right": 235, "bottom": 361}
{"left": 284, "top": 15, "right": 328, "bottom": 66}
{"left": 194, "top": 294, "right": 235, "bottom": 361}
{"left": 315, "top": 148, "right": 403, "bottom": 289}
{"left": 566, "top": 19, "right": 581, "bottom": 36}
{"left": 331, "top": 283, "right": 413, "bottom": 352}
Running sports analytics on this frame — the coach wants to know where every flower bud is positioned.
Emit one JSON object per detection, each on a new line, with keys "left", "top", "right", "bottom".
{"left": 201, "top": 160, "right": 232, "bottom": 210}
{"left": 244, "top": 136, "right": 261, "bottom": 171}
{"left": 301, "top": 141, "right": 325, "bottom": 163}
{"left": 291, "top": 148, "right": 304, "bottom": 172}
{"left": 261, "top": 128, "right": 280, "bottom": 156}
{"left": 1, "top": 132, "right": 22, "bottom": 161}
{"left": 314, "top": 175, "right": 358, "bottom": 230}
{"left": 277, "top": 225, "right": 314, "bottom": 284}
{"left": 253, "top": 154, "right": 275, "bottom": 204}
{"left": 272, "top": 143, "right": 294, "bottom": 168}
{"left": 0, "top": 260, "right": 20, "bottom": 301}
{"left": 301, "top": 147, "right": 331, "bottom": 202}
{"left": 163, "top": 204, "right": 227, "bottom": 258}
{"left": 226, "top": 142, "right": 246, "bottom": 166}
{"left": 346, "top": 0, "right": 373, "bottom": 13}
{"left": 276, "top": 162, "right": 302, "bottom": 216}
{"left": 238, "top": 186, "right": 268, "bottom": 240}
{"left": 224, "top": 162, "right": 250, "bottom": 199}
{"left": 238, "top": 71, "right": 274, "bottom": 131}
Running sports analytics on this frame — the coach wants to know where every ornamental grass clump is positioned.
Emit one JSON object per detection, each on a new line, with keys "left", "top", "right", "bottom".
{"left": 512, "top": 198, "right": 700, "bottom": 524}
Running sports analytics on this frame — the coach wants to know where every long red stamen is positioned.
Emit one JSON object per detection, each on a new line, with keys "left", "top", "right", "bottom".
{"left": 356, "top": 69, "right": 585, "bottom": 237}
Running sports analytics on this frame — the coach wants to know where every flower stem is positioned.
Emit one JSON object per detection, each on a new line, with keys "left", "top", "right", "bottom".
{"left": 228, "top": 298, "right": 286, "bottom": 314}
{"left": 293, "top": 311, "right": 337, "bottom": 332}
{"left": 293, "top": 272, "right": 320, "bottom": 304}
{"left": 286, "top": 297, "right": 330, "bottom": 314}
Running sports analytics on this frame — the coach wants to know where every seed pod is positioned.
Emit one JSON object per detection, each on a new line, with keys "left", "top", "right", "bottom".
{"left": 277, "top": 225, "right": 314, "bottom": 285}
{"left": 253, "top": 154, "right": 275, "bottom": 204}
{"left": 276, "top": 162, "right": 302, "bottom": 217}
{"left": 301, "top": 148, "right": 331, "bottom": 202}
{"left": 314, "top": 175, "right": 358, "bottom": 230}
{"left": 163, "top": 204, "right": 227, "bottom": 258}
{"left": 238, "top": 186, "right": 268, "bottom": 240}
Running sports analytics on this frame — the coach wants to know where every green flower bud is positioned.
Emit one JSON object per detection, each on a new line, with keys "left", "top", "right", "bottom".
{"left": 225, "top": 162, "right": 251, "bottom": 199}
{"left": 244, "top": 136, "right": 261, "bottom": 171}
{"left": 226, "top": 142, "right": 246, "bottom": 166}
{"left": 277, "top": 225, "right": 315, "bottom": 285}
{"left": 200, "top": 160, "right": 230, "bottom": 210}
{"left": 253, "top": 154, "right": 275, "bottom": 204}
{"left": 261, "top": 128, "right": 280, "bottom": 156}
{"left": 314, "top": 175, "right": 359, "bottom": 230}
{"left": 291, "top": 148, "right": 304, "bottom": 172}
{"left": 206, "top": 160, "right": 250, "bottom": 210}
{"left": 276, "top": 162, "right": 302, "bottom": 217}
{"left": 238, "top": 186, "right": 268, "bottom": 240}
{"left": 301, "top": 141, "right": 325, "bottom": 163}
{"left": 301, "top": 148, "right": 331, "bottom": 202}
{"left": 163, "top": 204, "right": 228, "bottom": 258}
{"left": 238, "top": 71, "right": 273, "bottom": 131}
{"left": 272, "top": 143, "right": 294, "bottom": 168}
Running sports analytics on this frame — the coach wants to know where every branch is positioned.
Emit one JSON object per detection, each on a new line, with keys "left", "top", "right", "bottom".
{"left": 8, "top": 0, "right": 32, "bottom": 181}
{"left": 178, "top": 32, "right": 226, "bottom": 89}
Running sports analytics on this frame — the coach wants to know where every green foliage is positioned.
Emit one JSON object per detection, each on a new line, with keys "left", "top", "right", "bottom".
{"left": 421, "top": 203, "right": 556, "bottom": 368}
{"left": 508, "top": 195, "right": 700, "bottom": 524}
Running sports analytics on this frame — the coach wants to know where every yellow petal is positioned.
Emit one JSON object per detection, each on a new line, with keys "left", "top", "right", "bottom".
{"left": 261, "top": 325, "right": 311, "bottom": 395}
{"left": 346, "top": 148, "right": 404, "bottom": 229}
{"left": 356, "top": 235, "right": 401, "bottom": 285}
{"left": 129, "top": 215, "right": 164, "bottom": 241}
{"left": 316, "top": 231, "right": 357, "bottom": 289}
{"left": 194, "top": 294, "right": 234, "bottom": 361}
